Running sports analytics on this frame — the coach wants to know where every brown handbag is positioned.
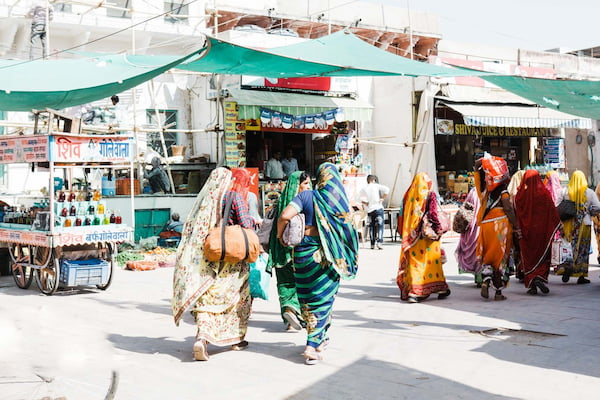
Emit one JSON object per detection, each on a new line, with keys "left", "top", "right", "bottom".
{"left": 204, "top": 194, "right": 260, "bottom": 263}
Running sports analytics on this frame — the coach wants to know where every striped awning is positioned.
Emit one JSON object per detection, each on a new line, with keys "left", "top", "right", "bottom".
{"left": 229, "top": 88, "right": 373, "bottom": 121}
{"left": 441, "top": 102, "right": 592, "bottom": 129}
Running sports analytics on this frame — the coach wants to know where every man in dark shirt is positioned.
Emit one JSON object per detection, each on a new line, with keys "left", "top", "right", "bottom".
{"left": 144, "top": 157, "right": 171, "bottom": 193}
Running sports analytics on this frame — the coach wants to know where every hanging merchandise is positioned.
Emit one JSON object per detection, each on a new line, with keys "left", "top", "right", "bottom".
{"left": 258, "top": 107, "right": 344, "bottom": 131}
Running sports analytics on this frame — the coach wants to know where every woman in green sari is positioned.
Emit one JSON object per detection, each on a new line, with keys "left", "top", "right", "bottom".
{"left": 268, "top": 171, "right": 312, "bottom": 331}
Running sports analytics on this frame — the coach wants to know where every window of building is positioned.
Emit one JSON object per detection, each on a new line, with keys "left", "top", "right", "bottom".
{"left": 107, "top": 0, "right": 131, "bottom": 18}
{"left": 164, "top": 1, "right": 188, "bottom": 24}
{"left": 146, "top": 110, "right": 178, "bottom": 157}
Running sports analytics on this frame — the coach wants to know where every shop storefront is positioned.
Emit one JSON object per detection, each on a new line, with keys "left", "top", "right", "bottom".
{"left": 433, "top": 100, "right": 591, "bottom": 201}
{"left": 223, "top": 85, "right": 373, "bottom": 213}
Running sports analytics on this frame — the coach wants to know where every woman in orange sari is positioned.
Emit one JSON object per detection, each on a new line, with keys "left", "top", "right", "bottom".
{"left": 475, "top": 158, "right": 521, "bottom": 301}
{"left": 396, "top": 172, "right": 450, "bottom": 303}
{"left": 515, "top": 170, "right": 561, "bottom": 295}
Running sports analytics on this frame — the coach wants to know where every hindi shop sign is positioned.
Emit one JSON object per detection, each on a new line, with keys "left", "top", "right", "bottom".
{"left": 0, "top": 136, "right": 49, "bottom": 164}
{"left": 454, "top": 124, "right": 557, "bottom": 137}
{"left": 50, "top": 135, "right": 133, "bottom": 163}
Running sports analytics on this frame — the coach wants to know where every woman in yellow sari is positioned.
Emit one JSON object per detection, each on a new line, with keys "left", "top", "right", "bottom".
{"left": 396, "top": 172, "right": 450, "bottom": 303}
{"left": 557, "top": 171, "right": 600, "bottom": 283}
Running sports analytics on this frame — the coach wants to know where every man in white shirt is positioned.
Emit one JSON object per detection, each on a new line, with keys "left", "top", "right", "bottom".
{"left": 359, "top": 175, "right": 389, "bottom": 249}
{"left": 281, "top": 149, "right": 299, "bottom": 178}
{"left": 265, "top": 151, "right": 284, "bottom": 180}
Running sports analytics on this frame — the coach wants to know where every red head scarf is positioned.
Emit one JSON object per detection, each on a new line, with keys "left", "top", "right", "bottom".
{"left": 231, "top": 168, "right": 250, "bottom": 200}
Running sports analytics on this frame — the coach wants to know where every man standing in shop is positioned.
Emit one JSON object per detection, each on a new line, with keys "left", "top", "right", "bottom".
{"left": 265, "top": 151, "right": 284, "bottom": 180}
{"left": 360, "top": 175, "right": 389, "bottom": 249}
{"left": 281, "top": 149, "right": 299, "bottom": 178}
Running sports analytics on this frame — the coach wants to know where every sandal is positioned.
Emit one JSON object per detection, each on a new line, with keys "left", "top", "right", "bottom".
{"left": 494, "top": 290, "right": 507, "bottom": 301}
{"left": 437, "top": 289, "right": 451, "bottom": 299}
{"left": 231, "top": 340, "right": 249, "bottom": 351}
{"left": 480, "top": 280, "right": 490, "bottom": 299}
{"left": 193, "top": 339, "right": 209, "bottom": 361}
{"left": 535, "top": 279, "right": 550, "bottom": 294}
{"left": 526, "top": 286, "right": 537, "bottom": 295}
{"left": 283, "top": 309, "right": 302, "bottom": 331}
{"left": 303, "top": 347, "right": 323, "bottom": 365}
{"left": 316, "top": 338, "right": 330, "bottom": 352}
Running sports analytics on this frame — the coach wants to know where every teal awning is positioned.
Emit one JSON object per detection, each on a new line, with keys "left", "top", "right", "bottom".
{"left": 483, "top": 75, "right": 600, "bottom": 120}
{"left": 0, "top": 52, "right": 198, "bottom": 111}
{"left": 179, "top": 30, "right": 492, "bottom": 78}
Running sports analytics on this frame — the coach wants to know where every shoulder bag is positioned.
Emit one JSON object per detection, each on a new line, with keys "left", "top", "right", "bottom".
{"left": 453, "top": 201, "right": 475, "bottom": 234}
{"left": 557, "top": 190, "right": 577, "bottom": 221}
{"left": 257, "top": 204, "right": 277, "bottom": 250}
{"left": 282, "top": 213, "right": 305, "bottom": 247}
{"left": 204, "top": 194, "right": 260, "bottom": 263}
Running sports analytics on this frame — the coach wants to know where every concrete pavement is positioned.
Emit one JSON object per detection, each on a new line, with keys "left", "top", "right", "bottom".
{"left": 2, "top": 236, "right": 600, "bottom": 400}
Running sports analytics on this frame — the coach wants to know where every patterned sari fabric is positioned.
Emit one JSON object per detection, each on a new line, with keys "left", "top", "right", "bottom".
{"left": 269, "top": 171, "right": 309, "bottom": 323}
{"left": 455, "top": 188, "right": 481, "bottom": 275}
{"left": 171, "top": 167, "right": 252, "bottom": 346}
{"left": 559, "top": 171, "right": 591, "bottom": 278}
{"left": 396, "top": 173, "right": 448, "bottom": 301}
{"left": 294, "top": 163, "right": 359, "bottom": 350}
{"left": 475, "top": 171, "right": 512, "bottom": 290}
{"left": 515, "top": 170, "right": 561, "bottom": 288}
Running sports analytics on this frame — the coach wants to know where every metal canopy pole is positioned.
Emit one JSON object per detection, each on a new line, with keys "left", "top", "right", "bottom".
{"left": 150, "top": 79, "right": 175, "bottom": 193}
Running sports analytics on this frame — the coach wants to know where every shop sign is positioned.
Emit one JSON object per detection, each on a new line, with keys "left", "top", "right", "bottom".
{"left": 0, "top": 135, "right": 48, "bottom": 163}
{"left": 0, "top": 229, "right": 50, "bottom": 246}
{"left": 55, "top": 229, "right": 132, "bottom": 246}
{"left": 543, "top": 137, "right": 565, "bottom": 168}
{"left": 435, "top": 119, "right": 454, "bottom": 135}
{"left": 224, "top": 101, "right": 247, "bottom": 168}
{"left": 241, "top": 76, "right": 358, "bottom": 95}
{"left": 50, "top": 135, "right": 132, "bottom": 162}
{"left": 454, "top": 124, "right": 556, "bottom": 137}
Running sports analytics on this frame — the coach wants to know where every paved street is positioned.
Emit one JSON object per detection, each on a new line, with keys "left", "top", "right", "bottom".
{"left": 2, "top": 236, "right": 600, "bottom": 400}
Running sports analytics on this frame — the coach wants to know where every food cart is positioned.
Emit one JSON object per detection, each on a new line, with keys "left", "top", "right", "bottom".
{"left": 3, "top": 131, "right": 134, "bottom": 295}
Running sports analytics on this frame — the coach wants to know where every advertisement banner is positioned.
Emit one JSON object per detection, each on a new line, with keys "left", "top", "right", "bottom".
{"left": 224, "top": 101, "right": 247, "bottom": 168}
{"left": 50, "top": 135, "right": 133, "bottom": 162}
{"left": 0, "top": 135, "right": 49, "bottom": 164}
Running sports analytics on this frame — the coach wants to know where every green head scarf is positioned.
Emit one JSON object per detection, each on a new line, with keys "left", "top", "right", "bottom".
{"left": 268, "top": 171, "right": 311, "bottom": 269}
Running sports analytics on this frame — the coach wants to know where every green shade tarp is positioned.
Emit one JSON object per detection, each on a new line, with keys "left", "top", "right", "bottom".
{"left": 0, "top": 52, "right": 198, "bottom": 111}
{"left": 179, "top": 30, "right": 492, "bottom": 78}
{"left": 483, "top": 75, "right": 600, "bottom": 120}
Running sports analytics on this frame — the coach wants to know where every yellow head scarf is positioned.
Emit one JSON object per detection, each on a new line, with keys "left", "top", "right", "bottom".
{"left": 567, "top": 170, "right": 588, "bottom": 210}
{"left": 563, "top": 170, "right": 588, "bottom": 240}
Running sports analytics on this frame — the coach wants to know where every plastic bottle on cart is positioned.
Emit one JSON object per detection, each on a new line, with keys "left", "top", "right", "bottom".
{"left": 93, "top": 190, "right": 101, "bottom": 201}
{"left": 103, "top": 214, "right": 110, "bottom": 225}
{"left": 68, "top": 191, "right": 76, "bottom": 202}
{"left": 84, "top": 216, "right": 91, "bottom": 226}
{"left": 85, "top": 190, "right": 93, "bottom": 201}
{"left": 64, "top": 218, "right": 72, "bottom": 227}
{"left": 69, "top": 204, "right": 76, "bottom": 216}
{"left": 58, "top": 191, "right": 66, "bottom": 202}
{"left": 115, "top": 211, "right": 122, "bottom": 224}
{"left": 109, "top": 211, "right": 116, "bottom": 224}
{"left": 60, "top": 206, "right": 68, "bottom": 217}
{"left": 75, "top": 217, "right": 82, "bottom": 226}
{"left": 93, "top": 216, "right": 101, "bottom": 225}
{"left": 97, "top": 202, "right": 105, "bottom": 215}
{"left": 88, "top": 203, "right": 95, "bottom": 215}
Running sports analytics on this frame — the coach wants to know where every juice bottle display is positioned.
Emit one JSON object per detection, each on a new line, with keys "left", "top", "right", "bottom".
{"left": 69, "top": 204, "right": 76, "bottom": 216}
{"left": 88, "top": 203, "right": 95, "bottom": 215}
{"left": 84, "top": 217, "right": 91, "bottom": 226}
{"left": 68, "top": 192, "right": 76, "bottom": 202}
{"left": 64, "top": 218, "right": 72, "bottom": 227}
{"left": 115, "top": 212, "right": 122, "bottom": 224}
{"left": 93, "top": 216, "right": 101, "bottom": 225}
{"left": 75, "top": 217, "right": 82, "bottom": 226}
{"left": 60, "top": 207, "right": 68, "bottom": 217}
{"left": 93, "top": 190, "right": 101, "bottom": 201}
{"left": 58, "top": 191, "right": 66, "bottom": 202}
{"left": 97, "top": 202, "right": 105, "bottom": 214}
{"left": 103, "top": 215, "right": 110, "bottom": 225}
{"left": 109, "top": 211, "right": 116, "bottom": 224}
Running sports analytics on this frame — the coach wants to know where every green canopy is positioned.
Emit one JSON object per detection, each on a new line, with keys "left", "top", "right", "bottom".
{"left": 483, "top": 75, "right": 600, "bottom": 120}
{"left": 0, "top": 52, "right": 197, "bottom": 111}
{"left": 179, "top": 30, "right": 491, "bottom": 78}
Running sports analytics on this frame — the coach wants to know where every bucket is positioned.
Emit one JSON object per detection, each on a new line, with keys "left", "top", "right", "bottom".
{"left": 101, "top": 176, "right": 116, "bottom": 196}
{"left": 171, "top": 145, "right": 186, "bottom": 157}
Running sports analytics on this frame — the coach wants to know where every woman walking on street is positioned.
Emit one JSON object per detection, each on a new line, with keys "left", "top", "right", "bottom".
{"left": 514, "top": 169, "right": 561, "bottom": 295}
{"left": 593, "top": 183, "right": 600, "bottom": 265}
{"left": 268, "top": 171, "right": 311, "bottom": 331}
{"left": 172, "top": 167, "right": 256, "bottom": 361}
{"left": 455, "top": 188, "right": 482, "bottom": 286}
{"left": 556, "top": 170, "right": 600, "bottom": 284}
{"left": 396, "top": 172, "right": 450, "bottom": 303}
{"left": 276, "top": 163, "right": 359, "bottom": 364}
{"left": 475, "top": 157, "right": 520, "bottom": 301}
{"left": 544, "top": 170, "right": 563, "bottom": 206}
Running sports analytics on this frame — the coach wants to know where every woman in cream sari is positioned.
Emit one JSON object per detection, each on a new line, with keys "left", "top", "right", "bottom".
{"left": 172, "top": 167, "right": 255, "bottom": 361}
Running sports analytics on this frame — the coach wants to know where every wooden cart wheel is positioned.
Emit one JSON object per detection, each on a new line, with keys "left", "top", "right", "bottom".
{"left": 35, "top": 247, "right": 60, "bottom": 296}
{"left": 97, "top": 243, "right": 114, "bottom": 290}
{"left": 9, "top": 243, "right": 34, "bottom": 289}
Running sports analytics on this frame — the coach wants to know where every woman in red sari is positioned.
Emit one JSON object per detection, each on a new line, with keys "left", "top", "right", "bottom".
{"left": 515, "top": 170, "right": 561, "bottom": 294}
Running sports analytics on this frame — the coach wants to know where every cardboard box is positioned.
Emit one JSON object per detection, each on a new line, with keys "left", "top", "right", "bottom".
{"left": 454, "top": 182, "right": 469, "bottom": 194}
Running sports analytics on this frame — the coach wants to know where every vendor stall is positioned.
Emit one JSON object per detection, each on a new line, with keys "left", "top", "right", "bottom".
{"left": 3, "top": 132, "right": 134, "bottom": 295}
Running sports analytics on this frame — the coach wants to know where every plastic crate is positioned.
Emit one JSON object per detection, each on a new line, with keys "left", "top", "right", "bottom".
{"left": 60, "top": 258, "right": 110, "bottom": 287}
